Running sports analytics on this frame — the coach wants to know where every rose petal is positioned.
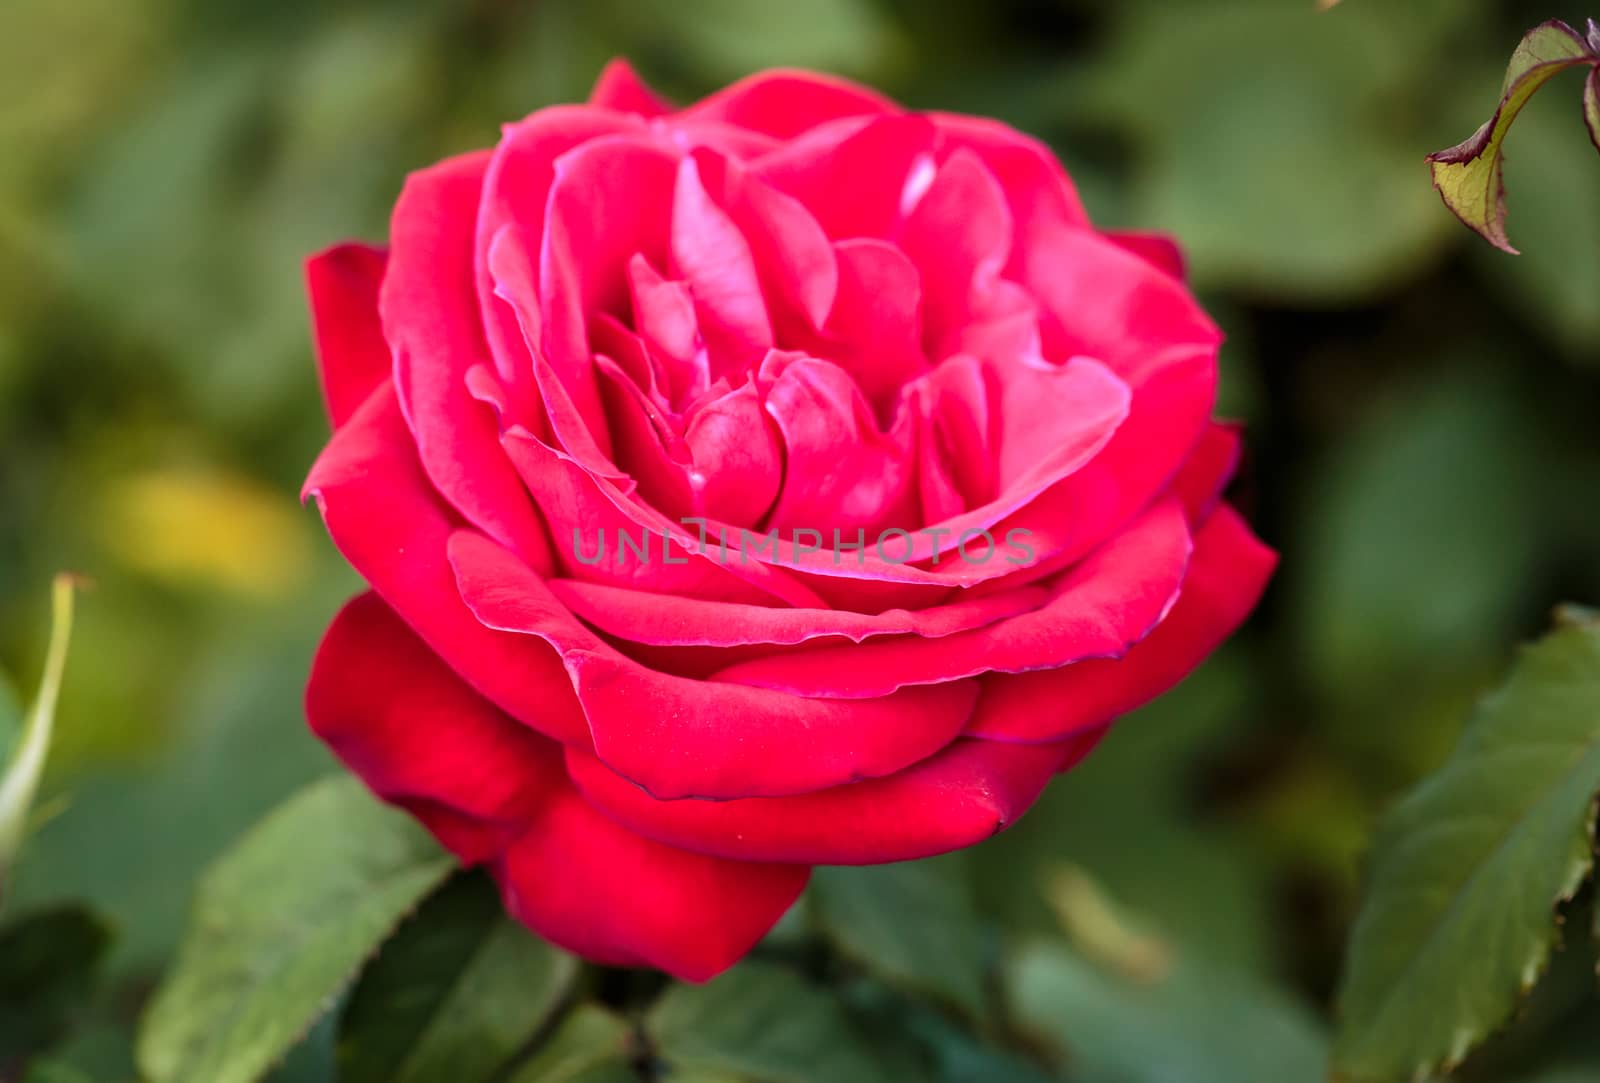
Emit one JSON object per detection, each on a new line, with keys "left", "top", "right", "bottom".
{"left": 754, "top": 114, "right": 937, "bottom": 239}
{"left": 305, "top": 242, "right": 390, "bottom": 429}
{"left": 929, "top": 110, "right": 1093, "bottom": 265}
{"left": 805, "top": 238, "right": 927, "bottom": 415}
{"left": 449, "top": 529, "right": 982, "bottom": 799}
{"left": 565, "top": 732, "right": 1089, "bottom": 865}
{"left": 307, "top": 591, "right": 565, "bottom": 862}
{"left": 1172, "top": 421, "right": 1242, "bottom": 523}
{"left": 679, "top": 68, "right": 895, "bottom": 138}
{"left": 711, "top": 497, "right": 1191, "bottom": 696}
{"left": 547, "top": 574, "right": 1048, "bottom": 648}
{"left": 303, "top": 384, "right": 585, "bottom": 744}
{"left": 1025, "top": 224, "right": 1219, "bottom": 372}
{"left": 967, "top": 504, "right": 1275, "bottom": 743}
{"left": 696, "top": 150, "right": 840, "bottom": 336}
{"left": 670, "top": 155, "right": 774, "bottom": 375}
{"left": 540, "top": 132, "right": 678, "bottom": 434}
{"left": 476, "top": 106, "right": 637, "bottom": 402}
{"left": 493, "top": 787, "right": 808, "bottom": 981}
{"left": 761, "top": 353, "right": 916, "bottom": 535}
{"left": 1104, "top": 229, "right": 1187, "bottom": 280}
{"left": 897, "top": 149, "right": 1014, "bottom": 360}
{"left": 588, "top": 58, "right": 672, "bottom": 117}
{"left": 382, "top": 151, "right": 553, "bottom": 564}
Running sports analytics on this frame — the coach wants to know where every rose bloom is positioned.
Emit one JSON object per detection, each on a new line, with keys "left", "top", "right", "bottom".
{"left": 302, "top": 62, "right": 1274, "bottom": 981}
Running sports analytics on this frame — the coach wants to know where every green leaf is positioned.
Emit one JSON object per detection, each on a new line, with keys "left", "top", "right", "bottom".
{"left": 1332, "top": 620, "right": 1600, "bottom": 1081}
{"left": 809, "top": 861, "right": 988, "bottom": 1020}
{"left": 1007, "top": 940, "right": 1327, "bottom": 1083}
{"left": 647, "top": 963, "right": 888, "bottom": 1083}
{"left": 1426, "top": 19, "right": 1599, "bottom": 253}
{"left": 0, "top": 905, "right": 112, "bottom": 1062}
{"left": 0, "top": 576, "right": 77, "bottom": 898}
{"left": 337, "top": 872, "right": 577, "bottom": 1083}
{"left": 135, "top": 776, "right": 455, "bottom": 1083}
{"left": 502, "top": 1005, "right": 636, "bottom": 1083}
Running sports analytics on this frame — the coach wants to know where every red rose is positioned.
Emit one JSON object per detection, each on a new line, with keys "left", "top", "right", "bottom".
{"left": 302, "top": 61, "right": 1274, "bottom": 981}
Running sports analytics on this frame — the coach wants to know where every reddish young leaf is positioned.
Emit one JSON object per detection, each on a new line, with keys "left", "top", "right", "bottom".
{"left": 1426, "top": 19, "right": 1599, "bottom": 253}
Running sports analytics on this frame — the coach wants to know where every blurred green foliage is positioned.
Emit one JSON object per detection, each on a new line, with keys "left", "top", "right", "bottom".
{"left": 1, "top": 0, "right": 1599, "bottom": 1079}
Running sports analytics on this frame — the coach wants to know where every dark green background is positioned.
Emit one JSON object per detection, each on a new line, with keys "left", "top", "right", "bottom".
{"left": 1, "top": 0, "right": 1597, "bottom": 1077}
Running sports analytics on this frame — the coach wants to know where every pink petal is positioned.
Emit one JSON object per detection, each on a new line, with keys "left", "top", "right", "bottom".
{"left": 1025, "top": 224, "right": 1219, "bottom": 373}
{"left": 897, "top": 149, "right": 1014, "bottom": 359}
{"left": 761, "top": 353, "right": 916, "bottom": 536}
{"left": 627, "top": 254, "right": 710, "bottom": 409}
{"left": 1104, "top": 229, "right": 1187, "bottom": 280}
{"left": 699, "top": 151, "right": 839, "bottom": 335}
{"left": 546, "top": 575, "right": 1048, "bottom": 648}
{"left": 307, "top": 591, "right": 566, "bottom": 863}
{"left": 1172, "top": 422, "right": 1242, "bottom": 523}
{"left": 754, "top": 114, "right": 938, "bottom": 239}
{"left": 711, "top": 497, "right": 1191, "bottom": 696}
{"left": 678, "top": 68, "right": 896, "bottom": 138}
{"left": 928, "top": 111, "right": 1092, "bottom": 270}
{"left": 805, "top": 238, "right": 927, "bottom": 414}
{"left": 967, "top": 504, "right": 1276, "bottom": 743}
{"left": 449, "top": 529, "right": 982, "bottom": 799}
{"left": 381, "top": 151, "right": 552, "bottom": 564}
{"left": 540, "top": 132, "right": 678, "bottom": 431}
{"left": 475, "top": 106, "right": 637, "bottom": 399}
{"left": 682, "top": 378, "right": 784, "bottom": 525}
{"left": 305, "top": 243, "right": 390, "bottom": 429}
{"left": 564, "top": 733, "right": 1089, "bottom": 865}
{"left": 970, "top": 346, "right": 1217, "bottom": 594}
{"left": 587, "top": 58, "right": 672, "bottom": 117}
{"left": 303, "top": 385, "right": 585, "bottom": 745}
{"left": 670, "top": 155, "right": 774, "bottom": 375}
{"left": 493, "top": 787, "right": 808, "bottom": 981}
{"left": 495, "top": 409, "right": 805, "bottom": 605}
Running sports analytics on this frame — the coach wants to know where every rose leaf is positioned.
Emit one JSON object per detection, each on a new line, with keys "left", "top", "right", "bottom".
{"left": 337, "top": 872, "right": 578, "bottom": 1083}
{"left": 1426, "top": 19, "right": 1599, "bottom": 253}
{"left": 647, "top": 962, "right": 890, "bottom": 1083}
{"left": 502, "top": 1005, "right": 636, "bottom": 1083}
{"left": 135, "top": 776, "right": 455, "bottom": 1083}
{"left": 0, "top": 905, "right": 113, "bottom": 1064}
{"left": 1331, "top": 617, "right": 1600, "bottom": 1082}
{"left": 809, "top": 861, "right": 988, "bottom": 1022}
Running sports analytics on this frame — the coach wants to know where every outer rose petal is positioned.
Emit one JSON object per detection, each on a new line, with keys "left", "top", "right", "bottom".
{"left": 967, "top": 504, "right": 1276, "bottom": 744}
{"left": 493, "top": 791, "right": 808, "bottom": 982}
{"left": 928, "top": 111, "right": 1092, "bottom": 246}
{"left": 383, "top": 151, "right": 554, "bottom": 564}
{"left": 1105, "top": 230, "right": 1187, "bottom": 280}
{"left": 303, "top": 384, "right": 587, "bottom": 745}
{"left": 679, "top": 69, "right": 896, "bottom": 139}
{"left": 305, "top": 243, "right": 390, "bottom": 428}
{"left": 307, "top": 591, "right": 564, "bottom": 863}
{"left": 448, "top": 529, "right": 983, "bottom": 800}
{"left": 588, "top": 58, "right": 672, "bottom": 117}
{"left": 306, "top": 588, "right": 806, "bottom": 983}
{"left": 565, "top": 729, "right": 1097, "bottom": 865}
